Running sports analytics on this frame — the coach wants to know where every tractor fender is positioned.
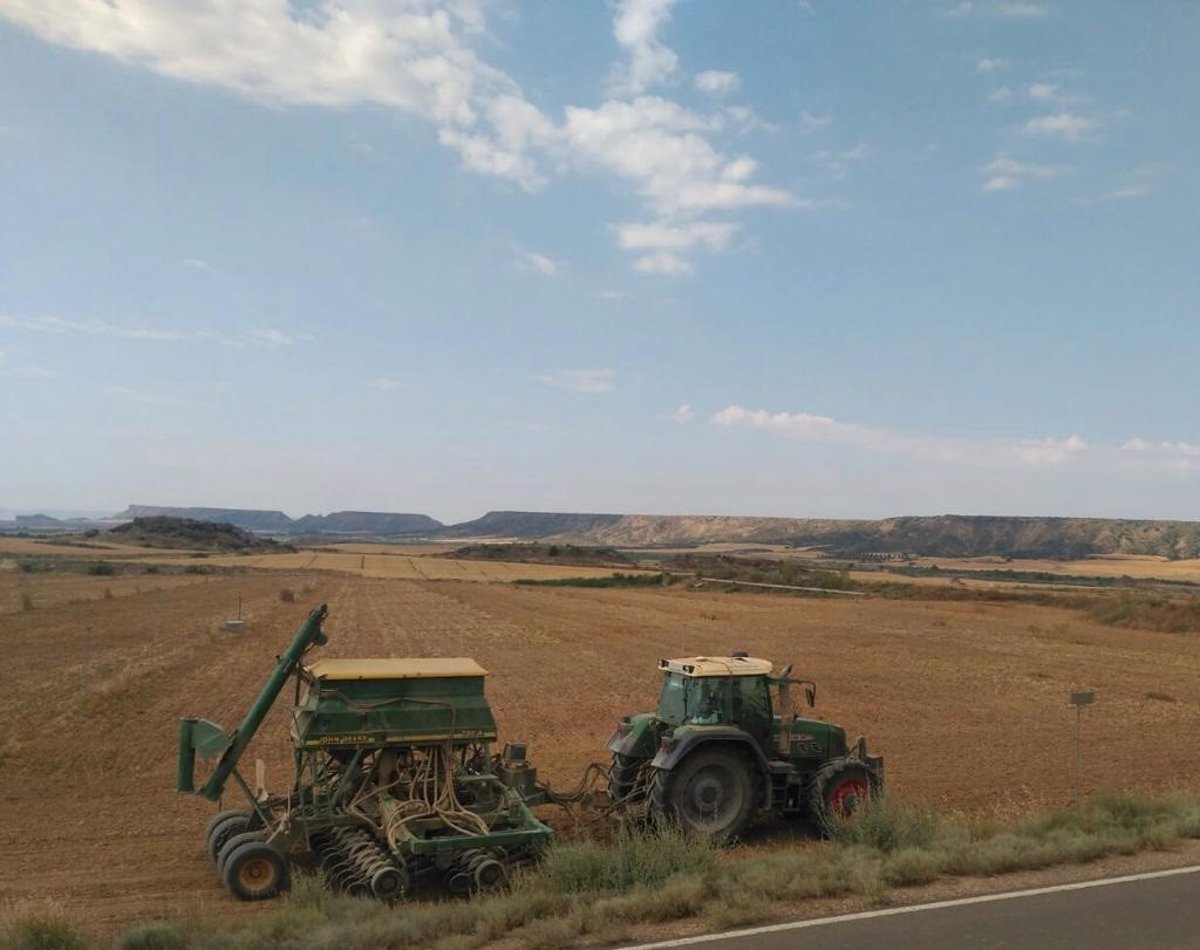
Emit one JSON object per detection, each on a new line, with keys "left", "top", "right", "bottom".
{"left": 606, "top": 713, "right": 664, "bottom": 760}
{"left": 650, "top": 727, "right": 770, "bottom": 777}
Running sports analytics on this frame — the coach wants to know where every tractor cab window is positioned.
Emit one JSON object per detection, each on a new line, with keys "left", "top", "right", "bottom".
{"left": 658, "top": 673, "right": 689, "bottom": 724}
{"left": 657, "top": 674, "right": 727, "bottom": 725}
{"left": 733, "top": 675, "right": 772, "bottom": 743}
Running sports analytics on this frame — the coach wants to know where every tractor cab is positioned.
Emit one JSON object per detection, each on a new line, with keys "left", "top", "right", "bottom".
{"left": 652, "top": 655, "right": 818, "bottom": 761}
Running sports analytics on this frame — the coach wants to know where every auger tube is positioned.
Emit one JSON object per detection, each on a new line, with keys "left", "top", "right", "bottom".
{"left": 180, "top": 603, "right": 329, "bottom": 801}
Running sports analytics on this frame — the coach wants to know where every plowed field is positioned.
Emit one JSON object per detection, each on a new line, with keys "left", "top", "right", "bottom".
{"left": 4, "top": 572, "right": 1200, "bottom": 938}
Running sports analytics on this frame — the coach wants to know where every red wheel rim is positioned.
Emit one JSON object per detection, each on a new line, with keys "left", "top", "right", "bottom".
{"left": 829, "top": 778, "right": 869, "bottom": 818}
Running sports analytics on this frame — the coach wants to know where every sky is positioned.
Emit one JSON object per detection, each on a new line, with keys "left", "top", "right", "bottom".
{"left": 1, "top": 1, "right": 1198, "bottom": 524}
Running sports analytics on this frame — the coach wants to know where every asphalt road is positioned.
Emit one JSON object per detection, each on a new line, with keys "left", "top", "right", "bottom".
{"left": 623, "top": 866, "right": 1200, "bottom": 950}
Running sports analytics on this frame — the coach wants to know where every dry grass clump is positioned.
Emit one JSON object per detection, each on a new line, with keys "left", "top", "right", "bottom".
{"left": 278, "top": 587, "right": 295, "bottom": 603}
{"left": 38, "top": 794, "right": 1192, "bottom": 950}
{"left": 0, "top": 898, "right": 88, "bottom": 950}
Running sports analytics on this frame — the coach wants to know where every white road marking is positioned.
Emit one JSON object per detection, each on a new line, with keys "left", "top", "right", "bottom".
{"left": 618, "top": 864, "right": 1200, "bottom": 949}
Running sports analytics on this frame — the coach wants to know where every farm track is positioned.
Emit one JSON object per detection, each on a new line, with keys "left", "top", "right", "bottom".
{"left": 3, "top": 574, "right": 1200, "bottom": 938}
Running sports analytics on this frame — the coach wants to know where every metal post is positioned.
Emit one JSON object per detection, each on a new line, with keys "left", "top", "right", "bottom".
{"left": 1070, "top": 690, "right": 1094, "bottom": 809}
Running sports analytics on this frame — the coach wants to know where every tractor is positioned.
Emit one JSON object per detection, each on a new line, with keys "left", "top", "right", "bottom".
{"left": 607, "top": 653, "right": 884, "bottom": 839}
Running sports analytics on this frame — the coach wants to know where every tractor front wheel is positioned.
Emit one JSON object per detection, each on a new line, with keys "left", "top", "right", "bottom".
{"left": 808, "top": 760, "right": 878, "bottom": 837}
{"left": 650, "top": 748, "right": 756, "bottom": 841}
{"left": 223, "top": 841, "right": 289, "bottom": 901}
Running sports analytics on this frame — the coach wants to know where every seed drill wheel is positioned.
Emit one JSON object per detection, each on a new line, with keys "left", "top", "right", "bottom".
{"left": 222, "top": 841, "right": 289, "bottom": 901}
{"left": 808, "top": 760, "right": 877, "bottom": 837}
{"left": 216, "top": 830, "right": 267, "bottom": 878}
{"left": 650, "top": 748, "right": 755, "bottom": 841}
{"left": 205, "top": 811, "right": 254, "bottom": 864}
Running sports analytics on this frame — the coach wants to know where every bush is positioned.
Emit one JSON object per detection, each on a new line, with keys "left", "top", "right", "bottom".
{"left": 87, "top": 563, "right": 115, "bottom": 576}
{"left": 142, "top": 566, "right": 160, "bottom": 575}
{"left": 183, "top": 566, "right": 209, "bottom": 575}
{"left": 118, "top": 922, "right": 187, "bottom": 950}
{"left": 0, "top": 901, "right": 88, "bottom": 950}
{"left": 17, "top": 561, "right": 51, "bottom": 574}
{"left": 279, "top": 588, "right": 295, "bottom": 603}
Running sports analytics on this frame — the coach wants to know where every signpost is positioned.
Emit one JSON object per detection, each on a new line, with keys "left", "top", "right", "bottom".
{"left": 1070, "top": 690, "right": 1095, "bottom": 808}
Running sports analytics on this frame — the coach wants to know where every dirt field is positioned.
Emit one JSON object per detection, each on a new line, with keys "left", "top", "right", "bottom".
{"left": 3, "top": 572, "right": 1200, "bottom": 938}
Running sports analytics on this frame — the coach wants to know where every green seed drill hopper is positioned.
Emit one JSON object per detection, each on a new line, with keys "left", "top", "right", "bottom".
{"left": 177, "top": 604, "right": 552, "bottom": 901}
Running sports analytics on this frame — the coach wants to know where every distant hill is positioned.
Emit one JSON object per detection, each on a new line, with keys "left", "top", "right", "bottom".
{"left": 436, "top": 511, "right": 1200, "bottom": 560}
{"left": 109, "top": 517, "right": 295, "bottom": 552}
{"left": 116, "top": 505, "right": 443, "bottom": 537}
{"left": 292, "top": 511, "right": 443, "bottom": 536}
{"left": 438, "top": 511, "right": 624, "bottom": 539}
{"left": 118, "top": 505, "right": 295, "bottom": 532}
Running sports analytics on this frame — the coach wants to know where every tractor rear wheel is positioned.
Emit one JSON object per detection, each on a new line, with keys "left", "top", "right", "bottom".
{"left": 650, "top": 748, "right": 756, "bottom": 841}
{"left": 206, "top": 811, "right": 253, "bottom": 864}
{"left": 808, "top": 760, "right": 877, "bottom": 837}
{"left": 223, "top": 841, "right": 289, "bottom": 901}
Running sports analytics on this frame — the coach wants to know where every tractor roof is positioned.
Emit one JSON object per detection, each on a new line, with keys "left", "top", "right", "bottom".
{"left": 306, "top": 658, "right": 488, "bottom": 681}
{"left": 659, "top": 656, "right": 773, "bottom": 677}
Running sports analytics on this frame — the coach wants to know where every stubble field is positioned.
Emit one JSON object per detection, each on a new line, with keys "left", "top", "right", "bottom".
{"left": 3, "top": 564, "right": 1200, "bottom": 937}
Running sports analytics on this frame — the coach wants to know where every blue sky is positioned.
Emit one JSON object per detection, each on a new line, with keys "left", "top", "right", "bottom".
{"left": 1, "top": 1, "right": 1197, "bottom": 523}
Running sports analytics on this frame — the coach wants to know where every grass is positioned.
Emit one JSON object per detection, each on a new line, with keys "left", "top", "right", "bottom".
{"left": 515, "top": 572, "right": 666, "bottom": 588}
{"left": 11, "top": 793, "right": 1200, "bottom": 950}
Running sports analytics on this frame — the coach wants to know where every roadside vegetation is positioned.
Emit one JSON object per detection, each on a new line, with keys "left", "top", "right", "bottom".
{"left": 6, "top": 793, "right": 1200, "bottom": 950}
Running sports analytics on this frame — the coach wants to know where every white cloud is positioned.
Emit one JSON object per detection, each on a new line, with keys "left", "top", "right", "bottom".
{"left": 666, "top": 404, "right": 695, "bottom": 423}
{"left": 563, "top": 97, "right": 798, "bottom": 216}
{"left": 0, "top": 1, "right": 801, "bottom": 276}
{"left": 1122, "top": 438, "right": 1150, "bottom": 452}
{"left": 609, "top": 0, "right": 680, "bottom": 97}
{"left": 812, "top": 143, "right": 868, "bottom": 180}
{"left": 246, "top": 328, "right": 296, "bottom": 348}
{"left": 613, "top": 221, "right": 738, "bottom": 252}
{"left": 987, "top": 87, "right": 1013, "bottom": 104}
{"left": 980, "top": 155, "right": 1059, "bottom": 192}
{"left": 9, "top": 364, "right": 63, "bottom": 379}
{"left": 0, "top": 313, "right": 301, "bottom": 348}
{"left": 941, "top": 2, "right": 974, "bottom": 17}
{"left": 996, "top": 1, "right": 1049, "bottom": 16}
{"left": 595, "top": 290, "right": 628, "bottom": 301}
{"left": 1023, "top": 111, "right": 1097, "bottom": 142}
{"left": 533, "top": 368, "right": 615, "bottom": 393}
{"left": 367, "top": 377, "right": 403, "bottom": 391}
{"left": 694, "top": 70, "right": 740, "bottom": 97}
{"left": 711, "top": 405, "right": 1092, "bottom": 471}
{"left": 798, "top": 109, "right": 831, "bottom": 134}
{"left": 613, "top": 220, "right": 739, "bottom": 276}
{"left": 182, "top": 257, "right": 211, "bottom": 271}
{"left": 1013, "top": 434, "right": 1087, "bottom": 467}
{"left": 1084, "top": 163, "right": 1167, "bottom": 203}
{"left": 632, "top": 251, "right": 692, "bottom": 275}
{"left": 516, "top": 249, "right": 560, "bottom": 276}
{"left": 977, "top": 58, "right": 1009, "bottom": 73}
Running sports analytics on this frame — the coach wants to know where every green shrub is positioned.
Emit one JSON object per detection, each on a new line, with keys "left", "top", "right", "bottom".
{"left": 117, "top": 922, "right": 187, "bottom": 950}
{"left": 0, "top": 901, "right": 88, "bottom": 950}
{"left": 86, "top": 563, "right": 115, "bottom": 576}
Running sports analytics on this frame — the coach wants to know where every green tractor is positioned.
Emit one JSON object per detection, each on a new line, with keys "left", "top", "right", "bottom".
{"left": 607, "top": 653, "right": 884, "bottom": 840}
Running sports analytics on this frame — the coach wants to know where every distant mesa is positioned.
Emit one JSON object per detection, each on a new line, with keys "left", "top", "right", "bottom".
{"left": 115, "top": 505, "right": 443, "bottom": 537}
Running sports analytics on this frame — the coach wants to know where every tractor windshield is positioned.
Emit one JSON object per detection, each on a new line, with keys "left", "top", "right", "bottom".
{"left": 657, "top": 674, "right": 725, "bottom": 726}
